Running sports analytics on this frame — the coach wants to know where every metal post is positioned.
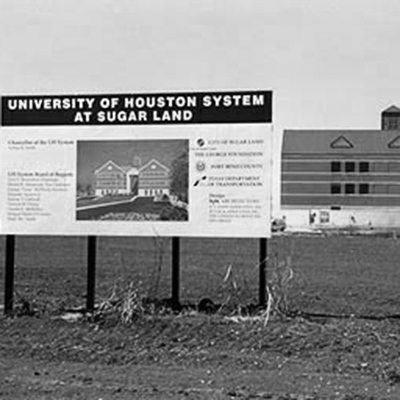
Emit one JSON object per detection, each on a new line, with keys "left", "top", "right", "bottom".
{"left": 4, "top": 235, "right": 15, "bottom": 315}
{"left": 171, "top": 237, "right": 180, "bottom": 310}
{"left": 259, "top": 237, "right": 268, "bottom": 307}
{"left": 86, "top": 236, "right": 97, "bottom": 312}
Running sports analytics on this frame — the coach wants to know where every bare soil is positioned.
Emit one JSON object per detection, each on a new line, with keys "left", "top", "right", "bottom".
{"left": 2, "top": 313, "right": 400, "bottom": 399}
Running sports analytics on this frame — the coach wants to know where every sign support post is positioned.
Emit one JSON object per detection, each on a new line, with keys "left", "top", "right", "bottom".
{"left": 259, "top": 237, "right": 268, "bottom": 307}
{"left": 171, "top": 236, "right": 180, "bottom": 310}
{"left": 86, "top": 236, "right": 97, "bottom": 312}
{"left": 4, "top": 235, "right": 15, "bottom": 315}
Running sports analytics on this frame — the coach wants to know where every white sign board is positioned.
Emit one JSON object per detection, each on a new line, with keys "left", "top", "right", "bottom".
{"left": 0, "top": 91, "right": 273, "bottom": 238}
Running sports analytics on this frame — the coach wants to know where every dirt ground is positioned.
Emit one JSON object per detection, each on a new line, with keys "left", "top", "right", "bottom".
{"left": 2, "top": 311, "right": 400, "bottom": 399}
{"left": 1, "top": 234, "right": 400, "bottom": 399}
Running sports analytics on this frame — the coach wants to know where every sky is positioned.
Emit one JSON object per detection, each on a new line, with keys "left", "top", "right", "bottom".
{"left": 77, "top": 140, "right": 188, "bottom": 187}
{"left": 1, "top": 0, "right": 400, "bottom": 136}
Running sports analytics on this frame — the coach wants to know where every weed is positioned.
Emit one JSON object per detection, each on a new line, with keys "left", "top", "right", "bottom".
{"left": 263, "top": 236, "right": 296, "bottom": 324}
{"left": 219, "top": 263, "right": 251, "bottom": 314}
{"left": 13, "top": 293, "right": 36, "bottom": 317}
{"left": 96, "top": 281, "right": 146, "bottom": 325}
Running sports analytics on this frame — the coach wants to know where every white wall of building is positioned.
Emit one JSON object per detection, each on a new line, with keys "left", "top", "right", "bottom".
{"left": 282, "top": 207, "right": 400, "bottom": 231}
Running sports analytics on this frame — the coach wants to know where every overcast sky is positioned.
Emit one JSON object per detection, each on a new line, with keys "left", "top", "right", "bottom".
{"left": 77, "top": 139, "right": 187, "bottom": 186}
{"left": 1, "top": 0, "right": 399, "bottom": 134}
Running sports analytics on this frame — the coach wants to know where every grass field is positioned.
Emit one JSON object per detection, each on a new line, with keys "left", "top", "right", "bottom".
{"left": 76, "top": 194, "right": 134, "bottom": 208}
{"left": 2, "top": 234, "right": 400, "bottom": 399}
{"left": 1, "top": 234, "right": 400, "bottom": 316}
{"left": 76, "top": 197, "right": 187, "bottom": 220}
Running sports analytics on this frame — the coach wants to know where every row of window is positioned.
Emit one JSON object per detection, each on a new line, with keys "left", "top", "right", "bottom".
{"left": 140, "top": 182, "right": 169, "bottom": 188}
{"left": 100, "top": 189, "right": 122, "bottom": 195}
{"left": 96, "top": 181, "right": 125, "bottom": 187}
{"left": 331, "top": 161, "right": 369, "bottom": 173}
{"left": 143, "top": 189, "right": 167, "bottom": 196}
{"left": 282, "top": 160, "right": 400, "bottom": 174}
{"left": 331, "top": 183, "right": 369, "bottom": 195}
{"left": 141, "top": 171, "right": 168, "bottom": 177}
{"left": 98, "top": 173, "right": 124, "bottom": 178}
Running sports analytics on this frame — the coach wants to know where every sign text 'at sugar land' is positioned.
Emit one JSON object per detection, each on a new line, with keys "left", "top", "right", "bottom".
{"left": 1, "top": 91, "right": 272, "bottom": 126}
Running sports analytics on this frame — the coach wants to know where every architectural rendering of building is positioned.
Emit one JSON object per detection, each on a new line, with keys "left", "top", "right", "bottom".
{"left": 94, "top": 159, "right": 170, "bottom": 197}
{"left": 137, "top": 159, "right": 170, "bottom": 197}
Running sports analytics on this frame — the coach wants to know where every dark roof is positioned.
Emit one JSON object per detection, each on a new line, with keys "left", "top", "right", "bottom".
{"left": 282, "top": 130, "right": 400, "bottom": 155}
{"left": 382, "top": 105, "right": 400, "bottom": 114}
{"left": 120, "top": 165, "right": 139, "bottom": 174}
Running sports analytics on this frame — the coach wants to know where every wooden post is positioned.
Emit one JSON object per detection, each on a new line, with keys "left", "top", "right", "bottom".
{"left": 259, "top": 238, "right": 268, "bottom": 307}
{"left": 4, "top": 235, "right": 16, "bottom": 315}
{"left": 171, "top": 237, "right": 180, "bottom": 310}
{"left": 86, "top": 236, "right": 97, "bottom": 312}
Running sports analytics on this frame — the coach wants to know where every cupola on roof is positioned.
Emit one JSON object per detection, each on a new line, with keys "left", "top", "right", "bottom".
{"left": 382, "top": 105, "right": 400, "bottom": 113}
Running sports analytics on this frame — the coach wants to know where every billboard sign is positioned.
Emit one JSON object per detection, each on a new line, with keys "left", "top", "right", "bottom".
{"left": 0, "top": 90, "right": 273, "bottom": 237}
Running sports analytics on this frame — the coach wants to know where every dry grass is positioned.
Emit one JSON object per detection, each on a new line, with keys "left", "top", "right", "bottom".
{"left": 96, "top": 281, "right": 146, "bottom": 324}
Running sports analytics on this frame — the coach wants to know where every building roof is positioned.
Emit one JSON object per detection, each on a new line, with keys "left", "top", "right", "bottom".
{"left": 94, "top": 160, "right": 126, "bottom": 175}
{"left": 282, "top": 130, "right": 400, "bottom": 155}
{"left": 95, "top": 159, "right": 169, "bottom": 176}
{"left": 382, "top": 105, "right": 400, "bottom": 114}
{"left": 139, "top": 159, "right": 170, "bottom": 173}
{"left": 120, "top": 165, "right": 139, "bottom": 174}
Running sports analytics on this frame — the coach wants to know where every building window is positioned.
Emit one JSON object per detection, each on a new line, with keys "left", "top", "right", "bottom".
{"left": 345, "top": 183, "right": 355, "bottom": 194}
{"left": 385, "top": 117, "right": 400, "bottom": 130}
{"left": 331, "top": 183, "right": 341, "bottom": 194}
{"left": 359, "top": 183, "right": 369, "bottom": 194}
{"left": 320, "top": 211, "right": 330, "bottom": 224}
{"left": 345, "top": 162, "right": 356, "bottom": 173}
{"left": 359, "top": 162, "right": 369, "bottom": 173}
{"left": 331, "top": 161, "right": 341, "bottom": 173}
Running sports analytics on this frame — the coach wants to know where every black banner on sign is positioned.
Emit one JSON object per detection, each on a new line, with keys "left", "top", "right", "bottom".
{"left": 1, "top": 91, "right": 272, "bottom": 126}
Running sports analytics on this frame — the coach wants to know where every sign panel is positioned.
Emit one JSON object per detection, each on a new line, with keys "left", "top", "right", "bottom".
{"left": 0, "top": 91, "right": 273, "bottom": 237}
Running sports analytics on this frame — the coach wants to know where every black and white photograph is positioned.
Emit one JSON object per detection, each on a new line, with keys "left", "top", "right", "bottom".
{"left": 2, "top": 0, "right": 400, "bottom": 399}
